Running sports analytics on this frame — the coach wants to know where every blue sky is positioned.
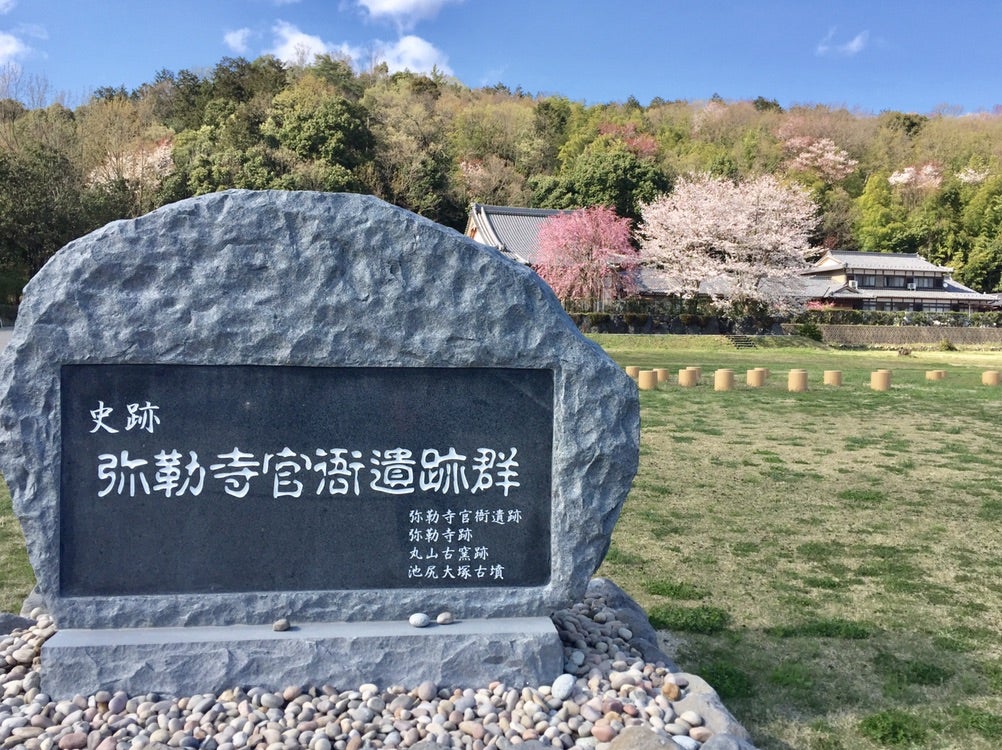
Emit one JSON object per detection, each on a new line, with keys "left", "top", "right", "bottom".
{"left": 1, "top": 0, "right": 1000, "bottom": 114}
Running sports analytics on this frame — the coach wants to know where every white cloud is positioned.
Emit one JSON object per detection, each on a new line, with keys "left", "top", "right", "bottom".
{"left": 816, "top": 28, "right": 869, "bottom": 57}
{"left": 0, "top": 30, "right": 27, "bottom": 65}
{"left": 358, "top": 0, "right": 462, "bottom": 30}
{"left": 840, "top": 31, "right": 869, "bottom": 55}
{"left": 374, "top": 34, "right": 451, "bottom": 75}
{"left": 224, "top": 28, "right": 253, "bottom": 55}
{"left": 267, "top": 20, "right": 336, "bottom": 65}
{"left": 262, "top": 19, "right": 449, "bottom": 76}
{"left": 0, "top": 1, "right": 15, "bottom": 15}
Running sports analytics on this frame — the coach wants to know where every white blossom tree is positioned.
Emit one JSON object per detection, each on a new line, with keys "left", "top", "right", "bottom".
{"left": 886, "top": 162, "right": 943, "bottom": 211}
{"left": 784, "top": 136, "right": 858, "bottom": 183}
{"left": 637, "top": 173, "right": 818, "bottom": 310}
{"left": 956, "top": 166, "right": 990, "bottom": 185}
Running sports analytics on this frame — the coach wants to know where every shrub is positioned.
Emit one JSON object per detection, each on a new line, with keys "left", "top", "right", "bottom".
{"left": 623, "top": 313, "right": 650, "bottom": 331}
{"left": 938, "top": 338, "right": 958, "bottom": 351}
{"left": 796, "top": 321, "right": 823, "bottom": 341}
{"left": 794, "top": 309, "right": 1002, "bottom": 328}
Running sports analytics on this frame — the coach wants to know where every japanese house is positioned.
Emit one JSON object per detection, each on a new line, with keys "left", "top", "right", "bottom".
{"left": 801, "top": 250, "right": 999, "bottom": 313}
{"left": 466, "top": 205, "right": 1000, "bottom": 313}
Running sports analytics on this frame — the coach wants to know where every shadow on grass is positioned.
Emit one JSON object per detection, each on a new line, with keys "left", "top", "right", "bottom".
{"left": 660, "top": 621, "right": 1002, "bottom": 750}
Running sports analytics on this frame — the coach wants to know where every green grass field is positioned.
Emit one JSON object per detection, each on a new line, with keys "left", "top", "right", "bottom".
{"left": 0, "top": 334, "right": 999, "bottom": 749}
{"left": 0, "top": 478, "right": 32, "bottom": 615}
{"left": 594, "top": 334, "right": 1002, "bottom": 750}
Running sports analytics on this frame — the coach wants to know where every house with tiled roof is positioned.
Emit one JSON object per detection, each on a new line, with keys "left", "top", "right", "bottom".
{"left": 464, "top": 203, "right": 571, "bottom": 266}
{"left": 801, "top": 250, "right": 999, "bottom": 313}
{"left": 466, "top": 205, "right": 1000, "bottom": 313}
{"left": 466, "top": 202, "right": 668, "bottom": 293}
{"left": 467, "top": 203, "right": 650, "bottom": 310}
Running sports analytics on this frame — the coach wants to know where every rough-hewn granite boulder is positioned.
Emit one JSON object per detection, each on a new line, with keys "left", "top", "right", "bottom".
{"left": 0, "top": 190, "right": 639, "bottom": 630}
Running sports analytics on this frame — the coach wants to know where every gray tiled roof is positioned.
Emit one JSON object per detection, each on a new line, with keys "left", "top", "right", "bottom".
{"left": 827, "top": 288, "right": 999, "bottom": 303}
{"left": 794, "top": 276, "right": 845, "bottom": 298}
{"left": 465, "top": 203, "right": 570, "bottom": 265}
{"left": 806, "top": 250, "right": 950, "bottom": 274}
{"left": 635, "top": 267, "right": 684, "bottom": 295}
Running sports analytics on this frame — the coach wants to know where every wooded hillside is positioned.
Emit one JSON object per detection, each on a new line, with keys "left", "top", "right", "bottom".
{"left": 4, "top": 54, "right": 1002, "bottom": 300}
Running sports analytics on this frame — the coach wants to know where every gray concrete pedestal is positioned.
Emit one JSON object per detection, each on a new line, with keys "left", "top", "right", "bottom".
{"left": 42, "top": 617, "right": 563, "bottom": 698}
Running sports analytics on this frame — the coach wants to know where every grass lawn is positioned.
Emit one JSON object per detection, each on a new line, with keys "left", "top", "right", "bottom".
{"left": 594, "top": 334, "right": 1002, "bottom": 750}
{"left": 0, "top": 478, "right": 32, "bottom": 615}
{"left": 0, "top": 334, "right": 999, "bottom": 750}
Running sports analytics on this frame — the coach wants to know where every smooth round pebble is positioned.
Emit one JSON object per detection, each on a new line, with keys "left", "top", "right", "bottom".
{"left": 408, "top": 612, "right": 431, "bottom": 628}
{"left": 679, "top": 709, "right": 703, "bottom": 727}
{"left": 690, "top": 725, "right": 714, "bottom": 742}
{"left": 666, "top": 721, "right": 692, "bottom": 735}
{"left": 57, "top": 732, "right": 88, "bottom": 750}
{"left": 672, "top": 736, "right": 701, "bottom": 750}
{"left": 260, "top": 692, "right": 284, "bottom": 709}
{"left": 0, "top": 585, "right": 748, "bottom": 750}
{"left": 661, "top": 682, "right": 682, "bottom": 700}
{"left": 108, "top": 693, "right": 128, "bottom": 714}
{"left": 550, "top": 674, "right": 576, "bottom": 702}
{"left": 272, "top": 618, "right": 291, "bottom": 632}
{"left": 416, "top": 680, "right": 438, "bottom": 702}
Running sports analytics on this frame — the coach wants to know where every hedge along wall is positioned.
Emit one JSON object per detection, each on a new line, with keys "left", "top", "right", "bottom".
{"left": 570, "top": 313, "right": 730, "bottom": 335}
{"left": 806, "top": 325, "right": 1002, "bottom": 347}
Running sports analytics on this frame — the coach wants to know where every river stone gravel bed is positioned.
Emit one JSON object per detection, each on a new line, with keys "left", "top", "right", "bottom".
{"left": 0, "top": 579, "right": 756, "bottom": 750}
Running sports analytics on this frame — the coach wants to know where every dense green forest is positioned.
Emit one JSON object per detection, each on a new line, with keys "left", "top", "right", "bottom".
{"left": 4, "top": 53, "right": 1002, "bottom": 303}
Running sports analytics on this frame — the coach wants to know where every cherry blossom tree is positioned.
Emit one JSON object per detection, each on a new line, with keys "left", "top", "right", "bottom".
{"left": 888, "top": 163, "right": 942, "bottom": 189}
{"left": 637, "top": 173, "right": 818, "bottom": 309}
{"left": 784, "top": 136, "right": 858, "bottom": 183}
{"left": 887, "top": 162, "right": 943, "bottom": 211}
{"left": 87, "top": 137, "right": 174, "bottom": 214}
{"left": 534, "top": 205, "right": 639, "bottom": 309}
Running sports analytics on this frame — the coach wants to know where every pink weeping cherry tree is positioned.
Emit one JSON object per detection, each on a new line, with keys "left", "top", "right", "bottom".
{"left": 534, "top": 205, "right": 640, "bottom": 311}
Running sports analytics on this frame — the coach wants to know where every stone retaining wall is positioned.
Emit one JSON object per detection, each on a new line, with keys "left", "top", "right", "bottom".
{"left": 808, "top": 324, "right": 1002, "bottom": 347}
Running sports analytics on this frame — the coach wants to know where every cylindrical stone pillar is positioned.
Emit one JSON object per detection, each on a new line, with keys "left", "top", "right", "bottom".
{"left": 746, "top": 369, "right": 766, "bottom": 387}
{"left": 785, "top": 368, "right": 809, "bottom": 392}
{"left": 982, "top": 370, "right": 1001, "bottom": 386}
{"left": 714, "top": 369, "right": 734, "bottom": 391}
{"left": 638, "top": 370, "right": 658, "bottom": 391}
{"left": 685, "top": 366, "right": 702, "bottom": 383}
{"left": 823, "top": 370, "right": 842, "bottom": 386}
{"left": 625, "top": 366, "right": 640, "bottom": 379}
{"left": 678, "top": 368, "right": 698, "bottom": 387}
{"left": 654, "top": 368, "right": 670, "bottom": 384}
{"left": 871, "top": 370, "right": 891, "bottom": 391}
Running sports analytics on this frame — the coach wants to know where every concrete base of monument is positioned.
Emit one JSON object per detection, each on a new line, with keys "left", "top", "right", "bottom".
{"left": 41, "top": 617, "right": 564, "bottom": 698}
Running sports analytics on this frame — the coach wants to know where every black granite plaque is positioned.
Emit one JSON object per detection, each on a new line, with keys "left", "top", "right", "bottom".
{"left": 60, "top": 365, "right": 553, "bottom": 596}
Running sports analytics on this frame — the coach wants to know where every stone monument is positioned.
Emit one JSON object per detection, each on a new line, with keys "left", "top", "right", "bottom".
{"left": 0, "top": 190, "right": 639, "bottom": 697}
